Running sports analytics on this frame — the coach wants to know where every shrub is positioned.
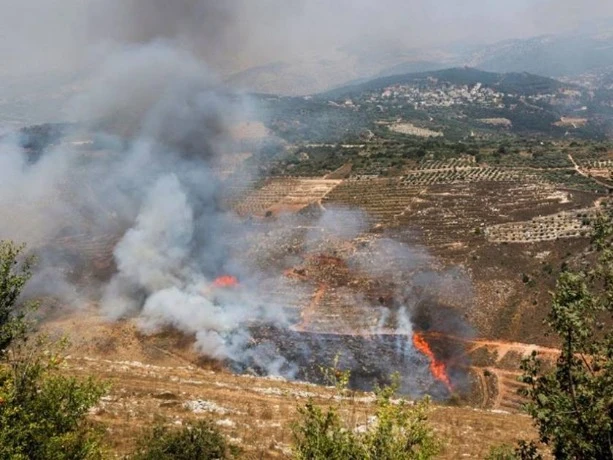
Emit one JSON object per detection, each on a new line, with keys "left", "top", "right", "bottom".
{"left": 486, "top": 441, "right": 543, "bottom": 460}
{"left": 292, "top": 372, "right": 441, "bottom": 460}
{"left": 0, "top": 241, "right": 33, "bottom": 353}
{"left": 0, "top": 346, "right": 107, "bottom": 460}
{"left": 518, "top": 211, "right": 613, "bottom": 459}
{"left": 486, "top": 444, "right": 517, "bottom": 460}
{"left": 130, "top": 420, "right": 234, "bottom": 460}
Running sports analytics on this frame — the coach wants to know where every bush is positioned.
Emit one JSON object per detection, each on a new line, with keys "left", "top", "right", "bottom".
{"left": 292, "top": 371, "right": 441, "bottom": 460}
{"left": 130, "top": 420, "right": 234, "bottom": 460}
{"left": 517, "top": 212, "right": 613, "bottom": 459}
{"left": 486, "top": 444, "right": 517, "bottom": 460}
{"left": 0, "top": 241, "right": 33, "bottom": 353}
{"left": 0, "top": 240, "right": 108, "bottom": 459}
{"left": 486, "top": 441, "right": 543, "bottom": 460}
{"left": 292, "top": 400, "right": 365, "bottom": 459}
{"left": 0, "top": 347, "right": 107, "bottom": 460}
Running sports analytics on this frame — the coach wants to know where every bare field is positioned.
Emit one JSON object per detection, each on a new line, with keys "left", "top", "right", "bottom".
{"left": 234, "top": 178, "right": 341, "bottom": 216}
{"left": 479, "top": 118, "right": 512, "bottom": 127}
{"left": 230, "top": 176, "right": 599, "bottom": 347}
{"left": 229, "top": 121, "right": 271, "bottom": 140}
{"left": 553, "top": 117, "right": 588, "bottom": 128}
{"left": 389, "top": 122, "right": 443, "bottom": 138}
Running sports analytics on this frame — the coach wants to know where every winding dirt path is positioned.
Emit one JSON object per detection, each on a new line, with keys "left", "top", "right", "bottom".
{"left": 568, "top": 153, "right": 613, "bottom": 191}
{"left": 425, "top": 332, "right": 559, "bottom": 359}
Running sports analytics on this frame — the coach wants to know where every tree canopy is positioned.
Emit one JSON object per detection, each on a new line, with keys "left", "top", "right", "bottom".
{"left": 519, "top": 209, "right": 613, "bottom": 459}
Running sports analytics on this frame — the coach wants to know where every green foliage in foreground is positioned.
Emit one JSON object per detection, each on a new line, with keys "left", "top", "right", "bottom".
{"left": 0, "top": 241, "right": 33, "bottom": 353}
{"left": 292, "top": 371, "right": 441, "bottom": 460}
{"left": 130, "top": 420, "right": 235, "bottom": 460}
{"left": 518, "top": 211, "right": 613, "bottom": 459}
{"left": 0, "top": 341, "right": 107, "bottom": 459}
{"left": 0, "top": 240, "right": 108, "bottom": 460}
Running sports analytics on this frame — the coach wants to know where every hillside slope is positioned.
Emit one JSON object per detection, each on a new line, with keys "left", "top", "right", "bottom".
{"left": 45, "top": 310, "right": 540, "bottom": 459}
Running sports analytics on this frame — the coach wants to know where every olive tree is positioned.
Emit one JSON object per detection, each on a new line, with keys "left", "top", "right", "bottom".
{"left": 519, "top": 211, "right": 613, "bottom": 459}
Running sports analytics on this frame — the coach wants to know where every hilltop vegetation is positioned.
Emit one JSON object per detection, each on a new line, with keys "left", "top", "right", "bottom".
{"left": 323, "top": 67, "right": 568, "bottom": 98}
{"left": 259, "top": 67, "right": 612, "bottom": 146}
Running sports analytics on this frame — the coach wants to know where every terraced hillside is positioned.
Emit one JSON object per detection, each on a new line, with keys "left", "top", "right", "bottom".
{"left": 17, "top": 145, "right": 600, "bottom": 405}
{"left": 322, "top": 178, "right": 424, "bottom": 226}
{"left": 486, "top": 207, "right": 597, "bottom": 243}
{"left": 234, "top": 178, "right": 341, "bottom": 217}
{"left": 395, "top": 182, "right": 592, "bottom": 258}
{"left": 223, "top": 161, "right": 603, "bottom": 409}
{"left": 15, "top": 130, "right": 606, "bottom": 456}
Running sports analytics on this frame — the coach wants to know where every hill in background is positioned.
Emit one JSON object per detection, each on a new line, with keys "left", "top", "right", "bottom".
{"left": 227, "top": 20, "right": 613, "bottom": 96}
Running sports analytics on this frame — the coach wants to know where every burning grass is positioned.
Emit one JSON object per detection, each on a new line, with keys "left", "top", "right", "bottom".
{"left": 413, "top": 332, "right": 453, "bottom": 391}
{"left": 213, "top": 275, "right": 240, "bottom": 289}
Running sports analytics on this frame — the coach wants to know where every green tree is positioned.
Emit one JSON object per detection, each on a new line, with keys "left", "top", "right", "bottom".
{"left": 0, "top": 340, "right": 107, "bottom": 459}
{"left": 0, "top": 241, "right": 33, "bottom": 352}
{"left": 0, "top": 240, "right": 108, "bottom": 459}
{"left": 519, "top": 211, "right": 613, "bottom": 459}
{"left": 292, "top": 370, "right": 440, "bottom": 460}
{"left": 486, "top": 444, "right": 518, "bottom": 460}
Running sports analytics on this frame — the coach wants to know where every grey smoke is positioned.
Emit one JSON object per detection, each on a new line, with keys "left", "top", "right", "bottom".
{"left": 112, "top": 175, "right": 194, "bottom": 293}
{"left": 1, "top": 0, "right": 612, "bottom": 80}
{"left": 0, "top": 2, "right": 479, "bottom": 390}
{"left": 69, "top": 43, "right": 230, "bottom": 155}
{"left": 101, "top": 170, "right": 289, "bottom": 362}
{"left": 0, "top": 39, "right": 302, "bottom": 370}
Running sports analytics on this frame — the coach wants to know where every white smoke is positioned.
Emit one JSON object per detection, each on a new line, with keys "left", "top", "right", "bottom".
{"left": 99, "top": 171, "right": 290, "bottom": 363}
{"left": 0, "top": 40, "right": 296, "bottom": 368}
{"left": 0, "top": 34, "right": 473, "bottom": 391}
{"left": 111, "top": 174, "right": 194, "bottom": 293}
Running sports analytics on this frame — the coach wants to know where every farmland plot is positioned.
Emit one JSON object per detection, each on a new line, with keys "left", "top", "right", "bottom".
{"left": 323, "top": 178, "right": 424, "bottom": 226}
{"left": 485, "top": 208, "right": 597, "bottom": 243}
{"left": 234, "top": 178, "right": 340, "bottom": 216}
{"left": 395, "top": 182, "right": 576, "bottom": 258}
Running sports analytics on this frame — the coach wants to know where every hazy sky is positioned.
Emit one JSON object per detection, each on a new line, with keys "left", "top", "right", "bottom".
{"left": 0, "top": 0, "right": 611, "bottom": 77}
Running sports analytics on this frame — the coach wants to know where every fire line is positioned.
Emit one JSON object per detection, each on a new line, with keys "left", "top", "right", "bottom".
{"left": 412, "top": 332, "right": 453, "bottom": 391}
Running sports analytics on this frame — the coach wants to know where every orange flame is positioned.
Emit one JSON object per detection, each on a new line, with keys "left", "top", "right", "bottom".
{"left": 213, "top": 275, "right": 239, "bottom": 288}
{"left": 412, "top": 332, "right": 452, "bottom": 391}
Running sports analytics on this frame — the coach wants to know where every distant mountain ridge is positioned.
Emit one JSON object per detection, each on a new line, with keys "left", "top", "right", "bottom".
{"left": 321, "top": 67, "right": 570, "bottom": 99}
{"left": 461, "top": 34, "right": 613, "bottom": 77}
{"left": 227, "top": 19, "right": 613, "bottom": 96}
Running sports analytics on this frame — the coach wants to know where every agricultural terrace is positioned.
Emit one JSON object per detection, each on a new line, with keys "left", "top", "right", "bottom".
{"left": 485, "top": 208, "right": 597, "bottom": 243}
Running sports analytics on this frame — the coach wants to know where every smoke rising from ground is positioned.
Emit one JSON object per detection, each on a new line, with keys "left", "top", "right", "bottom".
{"left": 0, "top": 2, "right": 479, "bottom": 394}
{"left": 0, "top": 39, "right": 304, "bottom": 374}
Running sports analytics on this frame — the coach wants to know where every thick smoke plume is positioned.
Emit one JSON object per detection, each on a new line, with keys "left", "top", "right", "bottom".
{"left": 0, "top": 3, "right": 478, "bottom": 396}
{"left": 0, "top": 41, "right": 291, "bottom": 366}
